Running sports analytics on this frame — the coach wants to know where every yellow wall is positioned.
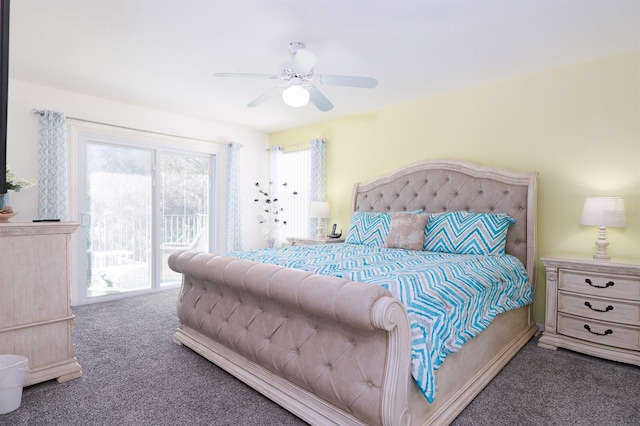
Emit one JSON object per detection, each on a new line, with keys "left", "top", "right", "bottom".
{"left": 269, "top": 52, "right": 640, "bottom": 323}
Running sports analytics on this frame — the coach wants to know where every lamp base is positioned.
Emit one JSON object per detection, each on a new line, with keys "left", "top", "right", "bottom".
{"left": 592, "top": 226, "right": 611, "bottom": 261}
{"left": 315, "top": 219, "right": 326, "bottom": 239}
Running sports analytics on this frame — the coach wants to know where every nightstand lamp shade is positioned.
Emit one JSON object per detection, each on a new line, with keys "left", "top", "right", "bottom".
{"left": 580, "top": 197, "right": 626, "bottom": 260}
{"left": 310, "top": 201, "right": 330, "bottom": 239}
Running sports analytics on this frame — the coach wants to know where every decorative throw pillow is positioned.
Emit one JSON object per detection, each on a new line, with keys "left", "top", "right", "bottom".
{"left": 423, "top": 211, "right": 515, "bottom": 255}
{"left": 384, "top": 213, "right": 429, "bottom": 251}
{"left": 344, "top": 211, "right": 392, "bottom": 247}
{"left": 345, "top": 210, "right": 424, "bottom": 247}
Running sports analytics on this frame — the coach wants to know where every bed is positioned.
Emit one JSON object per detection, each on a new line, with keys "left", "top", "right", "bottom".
{"left": 169, "top": 159, "right": 539, "bottom": 425}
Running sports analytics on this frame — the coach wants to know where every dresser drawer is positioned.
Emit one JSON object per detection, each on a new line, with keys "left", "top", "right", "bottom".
{"left": 558, "top": 313, "right": 640, "bottom": 351}
{"left": 559, "top": 270, "right": 640, "bottom": 300}
{"left": 558, "top": 292, "right": 640, "bottom": 326}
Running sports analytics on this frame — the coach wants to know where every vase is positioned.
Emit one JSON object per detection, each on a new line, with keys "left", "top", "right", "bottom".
{"left": 0, "top": 192, "right": 8, "bottom": 210}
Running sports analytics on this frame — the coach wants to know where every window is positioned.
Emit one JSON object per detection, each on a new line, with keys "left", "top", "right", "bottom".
{"left": 270, "top": 140, "right": 326, "bottom": 242}
{"left": 277, "top": 148, "right": 311, "bottom": 238}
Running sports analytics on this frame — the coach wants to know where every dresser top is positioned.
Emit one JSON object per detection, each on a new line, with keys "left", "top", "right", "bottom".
{"left": 541, "top": 254, "right": 640, "bottom": 272}
{"left": 0, "top": 221, "right": 80, "bottom": 236}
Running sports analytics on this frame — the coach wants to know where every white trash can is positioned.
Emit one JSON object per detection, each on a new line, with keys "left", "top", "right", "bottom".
{"left": 0, "top": 355, "right": 29, "bottom": 414}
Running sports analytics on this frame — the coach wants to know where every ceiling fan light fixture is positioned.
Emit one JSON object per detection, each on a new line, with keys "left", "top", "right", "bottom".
{"left": 282, "top": 85, "right": 309, "bottom": 108}
{"left": 216, "top": 42, "right": 376, "bottom": 111}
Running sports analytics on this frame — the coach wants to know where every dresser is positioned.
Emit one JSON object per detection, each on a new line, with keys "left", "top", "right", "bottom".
{"left": 0, "top": 222, "right": 82, "bottom": 385}
{"left": 538, "top": 255, "right": 640, "bottom": 365}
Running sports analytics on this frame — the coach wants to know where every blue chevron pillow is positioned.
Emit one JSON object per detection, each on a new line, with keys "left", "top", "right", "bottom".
{"left": 345, "top": 212, "right": 392, "bottom": 246}
{"left": 423, "top": 211, "right": 515, "bottom": 255}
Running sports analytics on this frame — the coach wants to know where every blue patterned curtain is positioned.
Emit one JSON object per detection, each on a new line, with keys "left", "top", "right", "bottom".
{"left": 225, "top": 142, "right": 242, "bottom": 252}
{"left": 268, "top": 146, "right": 284, "bottom": 247}
{"left": 38, "top": 110, "right": 69, "bottom": 220}
{"left": 309, "top": 138, "right": 326, "bottom": 237}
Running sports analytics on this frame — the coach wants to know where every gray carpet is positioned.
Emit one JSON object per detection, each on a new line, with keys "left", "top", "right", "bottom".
{"left": 2, "top": 289, "right": 639, "bottom": 426}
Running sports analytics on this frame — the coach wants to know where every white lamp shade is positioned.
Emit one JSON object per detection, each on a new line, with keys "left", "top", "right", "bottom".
{"left": 580, "top": 197, "right": 626, "bottom": 228}
{"left": 282, "top": 85, "right": 309, "bottom": 107}
{"left": 310, "top": 201, "right": 330, "bottom": 219}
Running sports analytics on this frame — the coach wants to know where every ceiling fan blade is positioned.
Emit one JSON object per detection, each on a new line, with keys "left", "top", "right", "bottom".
{"left": 307, "top": 86, "right": 334, "bottom": 112}
{"left": 314, "top": 74, "right": 378, "bottom": 88}
{"left": 247, "top": 86, "right": 284, "bottom": 108}
{"left": 291, "top": 48, "right": 319, "bottom": 74}
{"left": 214, "top": 73, "right": 279, "bottom": 79}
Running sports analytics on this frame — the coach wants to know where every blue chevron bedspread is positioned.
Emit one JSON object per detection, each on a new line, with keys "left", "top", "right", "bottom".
{"left": 226, "top": 243, "right": 533, "bottom": 403}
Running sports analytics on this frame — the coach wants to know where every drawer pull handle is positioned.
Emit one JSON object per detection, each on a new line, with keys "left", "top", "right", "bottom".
{"left": 584, "top": 302, "right": 614, "bottom": 313}
{"left": 584, "top": 278, "right": 614, "bottom": 289}
{"left": 583, "top": 324, "right": 613, "bottom": 336}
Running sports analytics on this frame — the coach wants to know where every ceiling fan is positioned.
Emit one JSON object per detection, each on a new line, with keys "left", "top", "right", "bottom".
{"left": 214, "top": 42, "right": 378, "bottom": 112}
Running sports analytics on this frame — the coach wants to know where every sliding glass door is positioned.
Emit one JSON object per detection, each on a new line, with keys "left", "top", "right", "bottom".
{"left": 159, "top": 152, "right": 211, "bottom": 287}
{"left": 84, "top": 143, "right": 154, "bottom": 297}
{"left": 76, "top": 135, "right": 214, "bottom": 303}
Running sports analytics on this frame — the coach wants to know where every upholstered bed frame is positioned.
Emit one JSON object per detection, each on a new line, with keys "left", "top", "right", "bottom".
{"left": 169, "top": 159, "right": 539, "bottom": 425}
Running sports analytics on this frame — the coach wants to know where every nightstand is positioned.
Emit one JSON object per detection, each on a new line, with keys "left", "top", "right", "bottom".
{"left": 287, "top": 237, "right": 345, "bottom": 246}
{"left": 538, "top": 255, "right": 640, "bottom": 366}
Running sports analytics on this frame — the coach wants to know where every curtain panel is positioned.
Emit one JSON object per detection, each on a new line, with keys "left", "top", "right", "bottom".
{"left": 37, "top": 110, "right": 69, "bottom": 220}
{"left": 225, "top": 142, "right": 242, "bottom": 252}
{"left": 309, "top": 138, "right": 326, "bottom": 237}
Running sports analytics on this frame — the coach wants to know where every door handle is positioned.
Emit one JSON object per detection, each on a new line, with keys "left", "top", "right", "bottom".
{"left": 80, "top": 213, "right": 91, "bottom": 228}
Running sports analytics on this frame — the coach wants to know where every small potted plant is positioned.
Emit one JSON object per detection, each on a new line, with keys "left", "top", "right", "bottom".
{"left": 1, "top": 165, "right": 37, "bottom": 216}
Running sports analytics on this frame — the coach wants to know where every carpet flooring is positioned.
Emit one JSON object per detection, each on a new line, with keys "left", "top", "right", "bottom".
{"left": 2, "top": 289, "right": 639, "bottom": 425}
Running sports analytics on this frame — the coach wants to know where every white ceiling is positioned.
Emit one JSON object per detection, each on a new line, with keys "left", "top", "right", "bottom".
{"left": 8, "top": 0, "right": 640, "bottom": 133}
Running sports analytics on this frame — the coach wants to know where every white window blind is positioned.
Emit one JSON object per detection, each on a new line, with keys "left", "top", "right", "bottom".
{"left": 278, "top": 149, "right": 311, "bottom": 238}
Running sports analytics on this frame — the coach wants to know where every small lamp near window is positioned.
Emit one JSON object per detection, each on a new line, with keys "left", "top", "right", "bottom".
{"left": 310, "top": 201, "right": 330, "bottom": 239}
{"left": 580, "top": 197, "right": 626, "bottom": 260}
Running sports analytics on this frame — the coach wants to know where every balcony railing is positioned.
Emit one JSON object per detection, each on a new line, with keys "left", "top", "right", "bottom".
{"left": 88, "top": 214, "right": 208, "bottom": 295}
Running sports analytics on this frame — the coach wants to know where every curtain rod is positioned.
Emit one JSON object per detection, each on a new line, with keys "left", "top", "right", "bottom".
{"left": 267, "top": 139, "right": 325, "bottom": 152}
{"left": 31, "top": 109, "right": 229, "bottom": 146}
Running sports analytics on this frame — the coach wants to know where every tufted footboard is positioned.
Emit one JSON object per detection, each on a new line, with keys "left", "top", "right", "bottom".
{"left": 169, "top": 250, "right": 413, "bottom": 426}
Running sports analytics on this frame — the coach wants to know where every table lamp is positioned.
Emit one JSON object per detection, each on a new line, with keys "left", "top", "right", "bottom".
{"left": 310, "top": 201, "right": 330, "bottom": 239}
{"left": 580, "top": 197, "right": 626, "bottom": 260}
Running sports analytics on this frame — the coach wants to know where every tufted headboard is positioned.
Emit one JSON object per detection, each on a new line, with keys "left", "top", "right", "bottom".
{"left": 352, "top": 159, "right": 538, "bottom": 284}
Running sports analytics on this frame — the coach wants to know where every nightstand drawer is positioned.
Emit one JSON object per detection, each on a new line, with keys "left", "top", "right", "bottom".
{"left": 558, "top": 313, "right": 640, "bottom": 351}
{"left": 559, "top": 270, "right": 640, "bottom": 300}
{"left": 558, "top": 292, "right": 640, "bottom": 326}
